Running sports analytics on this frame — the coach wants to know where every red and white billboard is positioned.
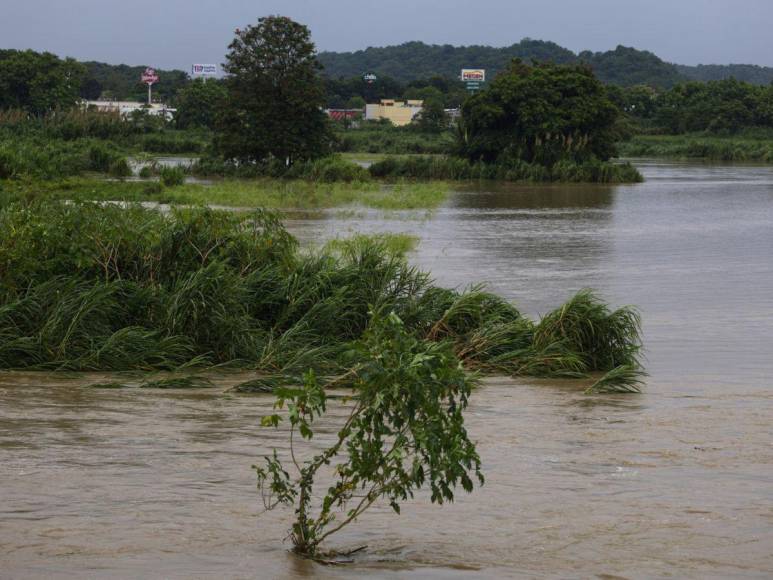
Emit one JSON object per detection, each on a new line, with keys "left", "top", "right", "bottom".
{"left": 461, "top": 69, "right": 486, "bottom": 82}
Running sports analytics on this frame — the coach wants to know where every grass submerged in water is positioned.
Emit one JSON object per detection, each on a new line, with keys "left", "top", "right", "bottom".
{"left": 0, "top": 201, "right": 644, "bottom": 393}
{"left": 0, "top": 177, "right": 450, "bottom": 211}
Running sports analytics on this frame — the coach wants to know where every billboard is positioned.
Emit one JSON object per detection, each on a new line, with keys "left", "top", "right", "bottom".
{"left": 461, "top": 69, "right": 485, "bottom": 82}
{"left": 192, "top": 64, "right": 218, "bottom": 76}
{"left": 141, "top": 67, "right": 159, "bottom": 84}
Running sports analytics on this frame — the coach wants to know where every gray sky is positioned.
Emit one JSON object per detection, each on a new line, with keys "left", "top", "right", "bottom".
{"left": 4, "top": 0, "right": 773, "bottom": 69}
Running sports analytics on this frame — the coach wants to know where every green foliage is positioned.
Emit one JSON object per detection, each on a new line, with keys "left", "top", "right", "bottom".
{"left": 318, "top": 39, "right": 577, "bottom": 83}
{"left": 193, "top": 154, "right": 370, "bottom": 182}
{"left": 532, "top": 290, "right": 642, "bottom": 372}
{"left": 368, "top": 155, "right": 642, "bottom": 183}
{"left": 0, "top": 49, "right": 85, "bottom": 113}
{"left": 320, "top": 40, "right": 773, "bottom": 89}
{"left": 578, "top": 45, "right": 683, "bottom": 88}
{"left": 0, "top": 202, "right": 643, "bottom": 396}
{"left": 323, "top": 233, "right": 419, "bottom": 259}
{"left": 139, "top": 132, "right": 208, "bottom": 154}
{"left": 651, "top": 79, "right": 773, "bottom": 134}
{"left": 0, "top": 136, "right": 129, "bottom": 179}
{"left": 1, "top": 175, "right": 447, "bottom": 210}
{"left": 215, "top": 16, "right": 333, "bottom": 165}
{"left": 457, "top": 60, "right": 620, "bottom": 165}
{"left": 79, "top": 60, "right": 190, "bottom": 102}
{"left": 335, "top": 123, "right": 453, "bottom": 154}
{"left": 585, "top": 364, "right": 647, "bottom": 394}
{"left": 159, "top": 166, "right": 186, "bottom": 187}
{"left": 617, "top": 132, "right": 773, "bottom": 161}
{"left": 413, "top": 97, "right": 449, "bottom": 133}
{"left": 284, "top": 156, "right": 371, "bottom": 182}
{"left": 0, "top": 108, "right": 140, "bottom": 140}
{"left": 254, "top": 312, "right": 483, "bottom": 556}
{"left": 175, "top": 78, "right": 227, "bottom": 130}
{"left": 677, "top": 63, "right": 773, "bottom": 86}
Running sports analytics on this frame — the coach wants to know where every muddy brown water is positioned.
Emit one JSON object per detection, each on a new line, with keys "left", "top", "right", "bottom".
{"left": 2, "top": 159, "right": 772, "bottom": 578}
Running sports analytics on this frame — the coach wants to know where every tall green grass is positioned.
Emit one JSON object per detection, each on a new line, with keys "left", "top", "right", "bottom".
{"left": 369, "top": 155, "right": 643, "bottom": 183}
{"left": 192, "top": 154, "right": 372, "bottom": 182}
{"left": 335, "top": 125, "right": 453, "bottom": 155}
{"left": 618, "top": 133, "right": 773, "bottom": 162}
{"left": 0, "top": 201, "right": 644, "bottom": 392}
{"left": 1, "top": 177, "right": 449, "bottom": 210}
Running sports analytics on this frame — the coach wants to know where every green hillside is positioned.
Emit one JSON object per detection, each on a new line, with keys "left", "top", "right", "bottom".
{"left": 319, "top": 40, "right": 773, "bottom": 88}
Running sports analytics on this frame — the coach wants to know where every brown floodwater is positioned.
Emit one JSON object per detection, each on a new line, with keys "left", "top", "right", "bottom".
{"left": 2, "top": 159, "right": 772, "bottom": 578}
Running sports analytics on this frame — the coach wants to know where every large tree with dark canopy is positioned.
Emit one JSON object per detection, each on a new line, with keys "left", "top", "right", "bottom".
{"left": 215, "top": 16, "right": 333, "bottom": 165}
{"left": 0, "top": 50, "right": 84, "bottom": 114}
{"left": 456, "top": 60, "right": 619, "bottom": 165}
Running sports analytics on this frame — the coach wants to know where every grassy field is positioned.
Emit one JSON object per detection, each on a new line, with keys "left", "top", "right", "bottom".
{"left": 618, "top": 133, "right": 773, "bottom": 162}
{"left": 1, "top": 177, "right": 451, "bottom": 210}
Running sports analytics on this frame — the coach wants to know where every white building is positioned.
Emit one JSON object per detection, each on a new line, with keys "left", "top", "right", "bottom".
{"left": 82, "top": 100, "right": 176, "bottom": 122}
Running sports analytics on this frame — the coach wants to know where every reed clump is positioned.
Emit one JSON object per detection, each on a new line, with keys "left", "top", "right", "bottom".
{"left": 0, "top": 201, "right": 644, "bottom": 392}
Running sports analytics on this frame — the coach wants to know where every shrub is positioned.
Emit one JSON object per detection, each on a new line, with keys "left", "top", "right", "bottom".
{"left": 159, "top": 166, "right": 186, "bottom": 187}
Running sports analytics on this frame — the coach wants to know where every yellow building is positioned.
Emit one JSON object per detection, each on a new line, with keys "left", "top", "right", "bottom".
{"left": 364, "top": 99, "right": 423, "bottom": 126}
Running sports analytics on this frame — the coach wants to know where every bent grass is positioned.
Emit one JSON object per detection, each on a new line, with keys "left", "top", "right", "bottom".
{"left": 2, "top": 177, "right": 450, "bottom": 211}
{"left": 0, "top": 202, "right": 643, "bottom": 394}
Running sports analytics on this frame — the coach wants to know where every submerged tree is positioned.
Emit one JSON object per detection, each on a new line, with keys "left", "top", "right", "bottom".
{"left": 215, "top": 16, "right": 333, "bottom": 165}
{"left": 456, "top": 60, "right": 619, "bottom": 165}
{"left": 254, "top": 311, "right": 483, "bottom": 557}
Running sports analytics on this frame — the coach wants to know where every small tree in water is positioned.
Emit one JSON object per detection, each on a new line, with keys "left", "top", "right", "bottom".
{"left": 216, "top": 16, "right": 333, "bottom": 165}
{"left": 254, "top": 312, "right": 483, "bottom": 557}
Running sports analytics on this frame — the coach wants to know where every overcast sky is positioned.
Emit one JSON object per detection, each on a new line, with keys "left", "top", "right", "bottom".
{"left": 4, "top": 0, "right": 772, "bottom": 69}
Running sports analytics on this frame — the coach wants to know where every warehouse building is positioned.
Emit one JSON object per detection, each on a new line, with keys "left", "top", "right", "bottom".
{"left": 364, "top": 99, "right": 423, "bottom": 126}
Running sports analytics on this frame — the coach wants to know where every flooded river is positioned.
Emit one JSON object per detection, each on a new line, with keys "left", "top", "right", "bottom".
{"left": 2, "top": 160, "right": 772, "bottom": 578}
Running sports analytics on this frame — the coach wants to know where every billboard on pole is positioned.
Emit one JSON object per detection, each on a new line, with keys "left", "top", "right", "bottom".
{"left": 192, "top": 64, "right": 218, "bottom": 76}
{"left": 461, "top": 69, "right": 485, "bottom": 82}
{"left": 461, "top": 69, "right": 485, "bottom": 92}
{"left": 141, "top": 67, "right": 159, "bottom": 84}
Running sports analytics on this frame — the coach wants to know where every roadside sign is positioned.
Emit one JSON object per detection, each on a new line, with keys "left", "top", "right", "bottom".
{"left": 461, "top": 69, "right": 485, "bottom": 82}
{"left": 461, "top": 69, "right": 485, "bottom": 92}
{"left": 192, "top": 64, "right": 218, "bottom": 76}
{"left": 141, "top": 68, "right": 159, "bottom": 105}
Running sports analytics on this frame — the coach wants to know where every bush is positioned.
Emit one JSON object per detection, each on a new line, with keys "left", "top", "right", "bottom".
{"left": 108, "top": 158, "right": 132, "bottom": 178}
{"left": 159, "top": 166, "right": 186, "bottom": 187}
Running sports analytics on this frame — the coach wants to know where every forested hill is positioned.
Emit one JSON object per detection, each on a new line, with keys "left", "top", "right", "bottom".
{"left": 318, "top": 40, "right": 773, "bottom": 87}
{"left": 318, "top": 39, "right": 575, "bottom": 82}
